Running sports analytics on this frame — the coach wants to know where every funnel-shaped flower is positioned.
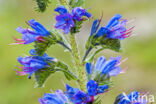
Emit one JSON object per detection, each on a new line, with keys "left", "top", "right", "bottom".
{"left": 14, "top": 19, "right": 50, "bottom": 44}
{"left": 91, "top": 14, "right": 134, "bottom": 40}
{"left": 86, "top": 56, "right": 123, "bottom": 78}
{"left": 71, "top": 7, "right": 92, "bottom": 21}
{"left": 15, "top": 50, "right": 54, "bottom": 78}
{"left": 65, "top": 85, "right": 91, "bottom": 104}
{"left": 55, "top": 13, "right": 75, "bottom": 34}
{"left": 39, "top": 90, "right": 69, "bottom": 104}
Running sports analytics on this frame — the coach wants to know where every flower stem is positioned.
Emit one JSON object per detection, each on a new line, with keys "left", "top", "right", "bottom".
{"left": 69, "top": 34, "right": 87, "bottom": 91}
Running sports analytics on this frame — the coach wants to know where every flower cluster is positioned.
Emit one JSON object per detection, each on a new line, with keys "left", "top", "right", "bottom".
{"left": 55, "top": 6, "right": 92, "bottom": 34}
{"left": 14, "top": 19, "right": 50, "bottom": 44}
{"left": 12, "top": 0, "right": 145, "bottom": 104}
{"left": 38, "top": 55, "right": 124, "bottom": 104}
{"left": 39, "top": 79, "right": 109, "bottom": 104}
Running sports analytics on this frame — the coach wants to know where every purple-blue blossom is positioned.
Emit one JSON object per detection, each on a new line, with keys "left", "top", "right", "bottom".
{"left": 71, "top": 7, "right": 92, "bottom": 21}
{"left": 54, "top": 5, "right": 68, "bottom": 14}
{"left": 39, "top": 90, "right": 69, "bottom": 104}
{"left": 15, "top": 49, "right": 55, "bottom": 78}
{"left": 87, "top": 80, "right": 108, "bottom": 96}
{"left": 95, "top": 56, "right": 122, "bottom": 77}
{"left": 91, "top": 14, "right": 134, "bottom": 40}
{"left": 86, "top": 56, "right": 123, "bottom": 78}
{"left": 55, "top": 6, "right": 92, "bottom": 34}
{"left": 85, "top": 62, "right": 93, "bottom": 75}
{"left": 55, "top": 13, "right": 75, "bottom": 34}
{"left": 65, "top": 84, "right": 91, "bottom": 104}
{"left": 14, "top": 19, "right": 50, "bottom": 44}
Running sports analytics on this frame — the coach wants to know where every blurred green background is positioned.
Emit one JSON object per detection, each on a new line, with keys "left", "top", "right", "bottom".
{"left": 0, "top": 0, "right": 156, "bottom": 103}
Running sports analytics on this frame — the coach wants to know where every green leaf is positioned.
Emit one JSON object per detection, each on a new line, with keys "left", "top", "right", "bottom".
{"left": 34, "top": 68, "right": 56, "bottom": 87}
{"left": 56, "top": 61, "right": 77, "bottom": 80}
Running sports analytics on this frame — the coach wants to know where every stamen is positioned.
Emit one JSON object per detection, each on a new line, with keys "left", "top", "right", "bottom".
{"left": 15, "top": 69, "right": 27, "bottom": 76}
{"left": 120, "top": 66, "right": 128, "bottom": 74}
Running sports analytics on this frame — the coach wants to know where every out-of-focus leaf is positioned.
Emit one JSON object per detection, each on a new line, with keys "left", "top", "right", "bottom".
{"left": 34, "top": 0, "right": 51, "bottom": 12}
{"left": 69, "top": 0, "right": 85, "bottom": 8}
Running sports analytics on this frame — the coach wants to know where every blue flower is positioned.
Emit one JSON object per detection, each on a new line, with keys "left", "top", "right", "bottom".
{"left": 87, "top": 80, "right": 98, "bottom": 96}
{"left": 94, "top": 56, "right": 122, "bottom": 77}
{"left": 85, "top": 62, "right": 93, "bottom": 75}
{"left": 91, "top": 14, "right": 134, "bottom": 40}
{"left": 39, "top": 90, "right": 69, "bottom": 104}
{"left": 15, "top": 50, "right": 55, "bottom": 78}
{"left": 85, "top": 56, "right": 123, "bottom": 78}
{"left": 65, "top": 84, "right": 91, "bottom": 104}
{"left": 90, "top": 19, "right": 101, "bottom": 36}
{"left": 28, "top": 19, "right": 50, "bottom": 36}
{"left": 116, "top": 91, "right": 148, "bottom": 104}
{"left": 55, "top": 6, "right": 92, "bottom": 34}
{"left": 14, "top": 19, "right": 50, "bottom": 44}
{"left": 106, "top": 14, "right": 122, "bottom": 29}
{"left": 55, "top": 6, "right": 68, "bottom": 14}
{"left": 71, "top": 7, "right": 92, "bottom": 21}
{"left": 55, "top": 13, "right": 75, "bottom": 34}
{"left": 87, "top": 80, "right": 108, "bottom": 96}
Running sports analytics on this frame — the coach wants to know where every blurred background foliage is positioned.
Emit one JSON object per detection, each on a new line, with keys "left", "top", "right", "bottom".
{"left": 0, "top": 0, "right": 156, "bottom": 103}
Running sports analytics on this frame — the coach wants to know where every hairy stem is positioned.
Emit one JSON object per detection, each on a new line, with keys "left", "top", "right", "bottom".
{"left": 69, "top": 34, "right": 87, "bottom": 91}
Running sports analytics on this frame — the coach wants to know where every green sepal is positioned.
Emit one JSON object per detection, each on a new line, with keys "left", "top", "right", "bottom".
{"left": 100, "top": 38, "right": 121, "bottom": 52}
{"left": 94, "top": 73, "right": 113, "bottom": 88}
{"left": 34, "top": 67, "right": 56, "bottom": 87}
{"left": 34, "top": 36, "right": 57, "bottom": 56}
{"left": 71, "top": 21, "right": 83, "bottom": 34}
